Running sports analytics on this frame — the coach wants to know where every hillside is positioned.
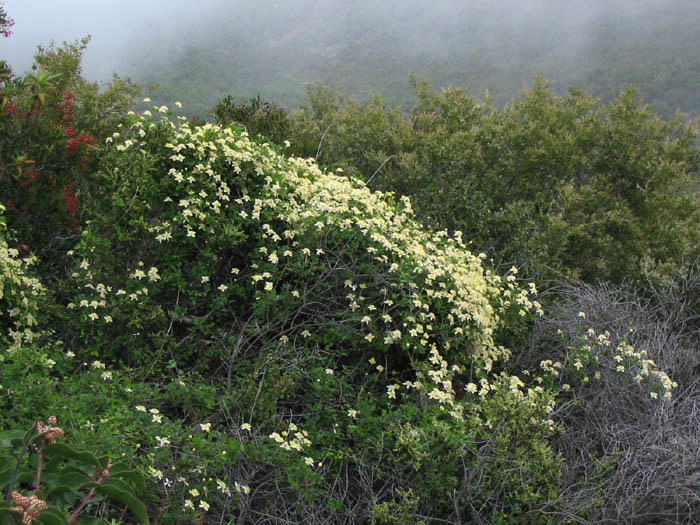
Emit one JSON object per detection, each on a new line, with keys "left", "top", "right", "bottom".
{"left": 120, "top": 0, "right": 700, "bottom": 118}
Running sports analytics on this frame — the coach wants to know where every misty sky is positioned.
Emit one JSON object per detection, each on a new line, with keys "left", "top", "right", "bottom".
{"left": 2, "top": 0, "right": 647, "bottom": 81}
{"left": 2, "top": 0, "right": 224, "bottom": 79}
{"left": 2, "top": 0, "right": 696, "bottom": 116}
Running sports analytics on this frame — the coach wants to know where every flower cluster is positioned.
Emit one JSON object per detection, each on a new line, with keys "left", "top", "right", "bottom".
{"left": 36, "top": 415, "right": 65, "bottom": 444}
{"left": 66, "top": 254, "right": 160, "bottom": 326}
{"left": 111, "top": 112, "right": 537, "bottom": 372}
{"left": 269, "top": 422, "right": 312, "bottom": 453}
{"left": 107, "top": 111, "right": 540, "bottom": 380}
{"left": 0, "top": 205, "right": 45, "bottom": 354}
{"left": 544, "top": 324, "right": 677, "bottom": 399}
{"left": 10, "top": 491, "right": 47, "bottom": 525}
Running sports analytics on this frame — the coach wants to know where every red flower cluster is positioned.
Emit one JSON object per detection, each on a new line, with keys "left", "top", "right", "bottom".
{"left": 67, "top": 131, "right": 96, "bottom": 156}
{"left": 3, "top": 88, "right": 96, "bottom": 237}
{"left": 19, "top": 167, "right": 39, "bottom": 190}
{"left": 61, "top": 183, "right": 79, "bottom": 224}
{"left": 9, "top": 491, "right": 47, "bottom": 525}
{"left": 59, "top": 91, "right": 74, "bottom": 124}
{"left": 6, "top": 199, "right": 30, "bottom": 218}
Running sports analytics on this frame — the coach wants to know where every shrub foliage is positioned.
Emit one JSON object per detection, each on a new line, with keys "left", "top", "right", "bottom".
{"left": 43, "top": 106, "right": 562, "bottom": 522}
{"left": 288, "top": 78, "right": 700, "bottom": 283}
{"left": 0, "top": 31, "right": 695, "bottom": 524}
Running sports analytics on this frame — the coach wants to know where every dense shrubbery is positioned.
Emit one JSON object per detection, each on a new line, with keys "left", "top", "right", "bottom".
{"left": 1, "top": 30, "right": 698, "bottom": 524}
{"left": 0, "top": 37, "right": 139, "bottom": 274}
{"left": 45, "top": 106, "right": 565, "bottom": 522}
{"left": 286, "top": 78, "right": 700, "bottom": 284}
{"left": 213, "top": 94, "right": 292, "bottom": 146}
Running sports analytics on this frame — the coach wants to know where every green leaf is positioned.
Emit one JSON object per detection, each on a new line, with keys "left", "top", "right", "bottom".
{"left": 76, "top": 518, "right": 108, "bottom": 525}
{"left": 44, "top": 455, "right": 66, "bottom": 474}
{"left": 34, "top": 507, "right": 69, "bottom": 525}
{"left": 109, "top": 465, "right": 145, "bottom": 491}
{"left": 93, "top": 480, "right": 149, "bottom": 524}
{"left": 0, "top": 430, "right": 32, "bottom": 449}
{"left": 56, "top": 464, "right": 93, "bottom": 478}
{"left": 0, "top": 467, "right": 13, "bottom": 489}
{"left": 108, "top": 462, "right": 130, "bottom": 475}
{"left": 97, "top": 478, "right": 134, "bottom": 494}
{"left": 45, "top": 443, "right": 104, "bottom": 469}
{"left": 0, "top": 469, "right": 34, "bottom": 491}
{"left": 22, "top": 424, "right": 40, "bottom": 445}
{"left": 0, "top": 511, "right": 16, "bottom": 525}
{"left": 45, "top": 471, "right": 92, "bottom": 496}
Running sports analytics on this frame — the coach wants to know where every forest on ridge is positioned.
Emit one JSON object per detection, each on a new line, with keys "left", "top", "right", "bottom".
{"left": 120, "top": 0, "right": 700, "bottom": 119}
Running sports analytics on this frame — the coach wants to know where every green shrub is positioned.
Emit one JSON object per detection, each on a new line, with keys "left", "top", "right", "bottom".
{"left": 212, "top": 94, "right": 292, "bottom": 146}
{"left": 0, "top": 38, "right": 139, "bottom": 271}
{"left": 286, "top": 78, "right": 700, "bottom": 284}
{"left": 48, "top": 105, "right": 561, "bottom": 522}
{"left": 0, "top": 416, "right": 148, "bottom": 525}
{"left": 0, "top": 204, "right": 44, "bottom": 356}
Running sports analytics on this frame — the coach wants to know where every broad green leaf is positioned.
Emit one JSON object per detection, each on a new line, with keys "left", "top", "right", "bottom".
{"left": 76, "top": 518, "right": 108, "bottom": 525}
{"left": 0, "top": 511, "right": 16, "bottom": 525}
{"left": 34, "top": 507, "right": 69, "bottom": 525}
{"left": 93, "top": 481, "right": 149, "bottom": 524}
{"left": 0, "top": 469, "right": 34, "bottom": 491}
{"left": 45, "top": 443, "right": 103, "bottom": 468}
{"left": 45, "top": 471, "right": 92, "bottom": 496}
{"left": 22, "top": 425, "right": 40, "bottom": 446}
{"left": 109, "top": 462, "right": 132, "bottom": 475}
{"left": 0, "top": 430, "right": 31, "bottom": 449}
{"left": 44, "top": 455, "right": 66, "bottom": 473}
{"left": 0, "top": 467, "right": 13, "bottom": 489}
{"left": 110, "top": 467, "right": 145, "bottom": 491}
{"left": 97, "top": 477, "right": 134, "bottom": 494}
{"left": 57, "top": 464, "right": 94, "bottom": 478}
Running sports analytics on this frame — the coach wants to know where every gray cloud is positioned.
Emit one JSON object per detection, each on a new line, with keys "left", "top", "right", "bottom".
{"left": 2, "top": 0, "right": 223, "bottom": 79}
{"left": 2, "top": 0, "right": 695, "bottom": 115}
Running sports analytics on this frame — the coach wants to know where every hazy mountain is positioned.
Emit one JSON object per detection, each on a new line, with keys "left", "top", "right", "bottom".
{"left": 4, "top": 0, "right": 699, "bottom": 116}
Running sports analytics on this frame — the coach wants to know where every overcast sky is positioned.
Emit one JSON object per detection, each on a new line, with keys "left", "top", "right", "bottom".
{"left": 2, "top": 0, "right": 223, "bottom": 80}
{"left": 1, "top": 0, "right": 632, "bottom": 80}
{"left": 3, "top": 0, "right": 693, "bottom": 115}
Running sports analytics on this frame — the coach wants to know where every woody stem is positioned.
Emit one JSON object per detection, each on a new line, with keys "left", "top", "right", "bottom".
{"left": 68, "top": 487, "right": 97, "bottom": 523}
{"left": 34, "top": 441, "right": 45, "bottom": 490}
